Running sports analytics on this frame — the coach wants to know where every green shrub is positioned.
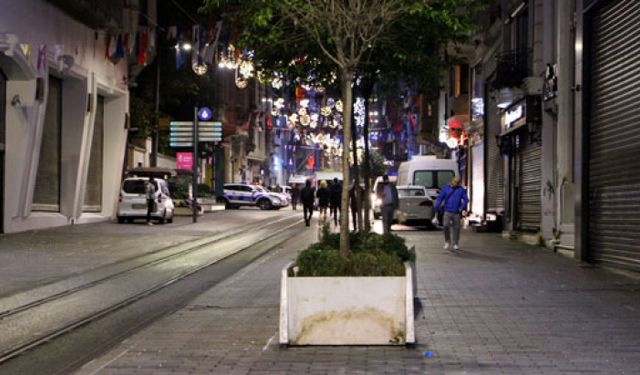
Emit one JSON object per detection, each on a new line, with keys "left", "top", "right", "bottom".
{"left": 197, "top": 183, "right": 212, "bottom": 197}
{"left": 295, "top": 230, "right": 413, "bottom": 277}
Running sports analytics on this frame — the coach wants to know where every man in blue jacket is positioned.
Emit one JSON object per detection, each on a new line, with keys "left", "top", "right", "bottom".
{"left": 434, "top": 176, "right": 469, "bottom": 250}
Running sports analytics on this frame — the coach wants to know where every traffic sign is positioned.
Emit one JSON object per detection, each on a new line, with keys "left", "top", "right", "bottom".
{"left": 169, "top": 121, "right": 223, "bottom": 147}
{"left": 198, "top": 107, "right": 213, "bottom": 121}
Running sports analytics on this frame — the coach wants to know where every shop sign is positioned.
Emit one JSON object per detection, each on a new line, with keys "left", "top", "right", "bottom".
{"left": 176, "top": 152, "right": 193, "bottom": 170}
{"left": 502, "top": 103, "right": 526, "bottom": 132}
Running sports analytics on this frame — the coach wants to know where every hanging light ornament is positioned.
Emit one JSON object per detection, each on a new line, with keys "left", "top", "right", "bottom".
{"left": 300, "top": 114, "right": 311, "bottom": 126}
{"left": 327, "top": 98, "right": 336, "bottom": 108}
{"left": 335, "top": 100, "right": 344, "bottom": 113}
{"left": 271, "top": 77, "right": 283, "bottom": 89}
{"left": 192, "top": 61, "right": 208, "bottom": 75}
{"left": 310, "top": 120, "right": 318, "bottom": 129}
{"left": 298, "top": 107, "right": 307, "bottom": 116}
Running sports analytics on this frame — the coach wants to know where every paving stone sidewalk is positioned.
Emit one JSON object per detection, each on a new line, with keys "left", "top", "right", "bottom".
{"left": 76, "top": 223, "right": 640, "bottom": 374}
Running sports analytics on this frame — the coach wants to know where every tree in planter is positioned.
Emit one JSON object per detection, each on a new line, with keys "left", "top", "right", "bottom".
{"left": 202, "top": 0, "right": 479, "bottom": 257}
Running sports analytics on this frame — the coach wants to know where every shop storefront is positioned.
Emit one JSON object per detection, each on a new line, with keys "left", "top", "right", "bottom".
{"left": 498, "top": 97, "right": 542, "bottom": 232}
{"left": 585, "top": 0, "right": 640, "bottom": 272}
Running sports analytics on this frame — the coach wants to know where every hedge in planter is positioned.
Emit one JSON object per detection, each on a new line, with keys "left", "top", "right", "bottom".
{"left": 294, "top": 228, "right": 415, "bottom": 277}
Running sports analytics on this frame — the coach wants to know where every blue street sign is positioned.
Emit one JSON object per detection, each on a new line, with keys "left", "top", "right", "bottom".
{"left": 198, "top": 107, "right": 213, "bottom": 121}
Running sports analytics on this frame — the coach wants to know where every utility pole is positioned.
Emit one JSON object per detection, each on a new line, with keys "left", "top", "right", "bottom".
{"left": 151, "top": 53, "right": 160, "bottom": 167}
{"left": 192, "top": 106, "right": 199, "bottom": 223}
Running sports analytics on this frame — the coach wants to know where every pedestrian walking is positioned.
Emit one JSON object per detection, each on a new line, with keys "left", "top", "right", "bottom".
{"left": 380, "top": 174, "right": 398, "bottom": 235}
{"left": 145, "top": 177, "right": 157, "bottom": 226}
{"left": 300, "top": 180, "right": 315, "bottom": 226}
{"left": 349, "top": 182, "right": 364, "bottom": 231}
{"left": 434, "top": 176, "right": 469, "bottom": 250}
{"left": 316, "top": 180, "right": 331, "bottom": 223}
{"left": 329, "top": 177, "right": 342, "bottom": 226}
{"left": 290, "top": 183, "right": 300, "bottom": 210}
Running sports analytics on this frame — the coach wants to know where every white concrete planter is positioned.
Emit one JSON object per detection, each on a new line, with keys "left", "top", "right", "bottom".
{"left": 279, "top": 261, "right": 415, "bottom": 346}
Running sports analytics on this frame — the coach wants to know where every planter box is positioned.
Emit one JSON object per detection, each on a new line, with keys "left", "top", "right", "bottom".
{"left": 279, "top": 262, "right": 415, "bottom": 346}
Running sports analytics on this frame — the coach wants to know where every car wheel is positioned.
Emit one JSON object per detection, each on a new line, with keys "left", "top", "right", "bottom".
{"left": 117, "top": 216, "right": 125, "bottom": 224}
{"left": 258, "top": 199, "right": 272, "bottom": 210}
{"left": 167, "top": 214, "right": 174, "bottom": 224}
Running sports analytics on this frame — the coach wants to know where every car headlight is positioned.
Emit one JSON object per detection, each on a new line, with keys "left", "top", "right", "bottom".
{"left": 272, "top": 197, "right": 281, "bottom": 204}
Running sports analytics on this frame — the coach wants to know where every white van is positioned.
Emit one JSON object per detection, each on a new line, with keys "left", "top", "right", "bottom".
{"left": 397, "top": 156, "right": 459, "bottom": 200}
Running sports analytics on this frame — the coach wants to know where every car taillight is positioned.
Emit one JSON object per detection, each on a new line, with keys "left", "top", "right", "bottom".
{"left": 419, "top": 200, "right": 433, "bottom": 207}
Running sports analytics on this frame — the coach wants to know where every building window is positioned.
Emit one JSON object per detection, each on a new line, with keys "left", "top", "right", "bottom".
{"left": 33, "top": 76, "right": 62, "bottom": 211}
{"left": 455, "top": 64, "right": 469, "bottom": 97}
{"left": 84, "top": 95, "right": 104, "bottom": 212}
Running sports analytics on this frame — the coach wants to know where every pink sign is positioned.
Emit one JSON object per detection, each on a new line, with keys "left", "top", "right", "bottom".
{"left": 176, "top": 152, "right": 193, "bottom": 170}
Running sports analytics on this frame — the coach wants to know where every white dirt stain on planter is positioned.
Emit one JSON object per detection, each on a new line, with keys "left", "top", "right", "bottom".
{"left": 294, "top": 307, "right": 405, "bottom": 345}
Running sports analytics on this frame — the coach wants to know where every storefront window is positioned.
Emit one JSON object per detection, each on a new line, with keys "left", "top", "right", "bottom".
{"left": 33, "top": 76, "right": 61, "bottom": 211}
{"left": 83, "top": 95, "right": 104, "bottom": 211}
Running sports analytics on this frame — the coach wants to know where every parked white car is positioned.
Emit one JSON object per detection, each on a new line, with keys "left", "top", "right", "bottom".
{"left": 117, "top": 177, "right": 175, "bottom": 224}
{"left": 394, "top": 185, "right": 434, "bottom": 226}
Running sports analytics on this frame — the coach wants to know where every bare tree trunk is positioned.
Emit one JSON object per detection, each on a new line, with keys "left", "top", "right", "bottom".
{"left": 351, "top": 99, "right": 364, "bottom": 233}
{"left": 362, "top": 87, "right": 372, "bottom": 233}
{"left": 340, "top": 70, "right": 353, "bottom": 257}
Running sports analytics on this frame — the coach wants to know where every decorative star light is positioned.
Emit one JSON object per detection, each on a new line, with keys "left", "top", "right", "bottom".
{"left": 321, "top": 106, "right": 332, "bottom": 116}
{"left": 238, "top": 60, "right": 255, "bottom": 78}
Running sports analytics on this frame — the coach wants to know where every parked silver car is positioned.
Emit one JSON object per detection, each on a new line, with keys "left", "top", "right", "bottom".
{"left": 117, "top": 177, "right": 175, "bottom": 224}
{"left": 395, "top": 185, "right": 434, "bottom": 226}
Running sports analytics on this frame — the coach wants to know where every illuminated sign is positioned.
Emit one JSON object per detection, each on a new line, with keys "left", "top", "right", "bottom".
{"left": 502, "top": 103, "right": 526, "bottom": 132}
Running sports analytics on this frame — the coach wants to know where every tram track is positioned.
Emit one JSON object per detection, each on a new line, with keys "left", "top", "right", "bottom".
{"left": 0, "top": 214, "right": 293, "bottom": 319}
{"left": 0, "top": 214, "right": 304, "bottom": 367}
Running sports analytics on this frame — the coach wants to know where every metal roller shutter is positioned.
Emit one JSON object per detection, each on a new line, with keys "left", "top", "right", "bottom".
{"left": 486, "top": 99, "right": 504, "bottom": 213}
{"left": 589, "top": 0, "right": 640, "bottom": 272}
{"left": 518, "top": 138, "right": 541, "bottom": 231}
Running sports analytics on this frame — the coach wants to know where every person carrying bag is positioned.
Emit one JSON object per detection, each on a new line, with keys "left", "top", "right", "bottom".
{"left": 434, "top": 176, "right": 469, "bottom": 250}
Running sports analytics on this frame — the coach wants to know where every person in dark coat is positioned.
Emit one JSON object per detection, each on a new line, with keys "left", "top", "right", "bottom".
{"left": 380, "top": 174, "right": 398, "bottom": 235}
{"left": 316, "top": 180, "right": 331, "bottom": 223}
{"left": 349, "top": 182, "right": 364, "bottom": 231}
{"left": 329, "top": 177, "right": 342, "bottom": 226}
{"left": 300, "top": 180, "right": 316, "bottom": 226}
{"left": 290, "top": 183, "right": 300, "bottom": 210}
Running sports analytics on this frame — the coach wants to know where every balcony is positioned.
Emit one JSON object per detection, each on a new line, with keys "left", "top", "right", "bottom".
{"left": 492, "top": 49, "right": 531, "bottom": 90}
{"left": 47, "top": 0, "right": 124, "bottom": 31}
